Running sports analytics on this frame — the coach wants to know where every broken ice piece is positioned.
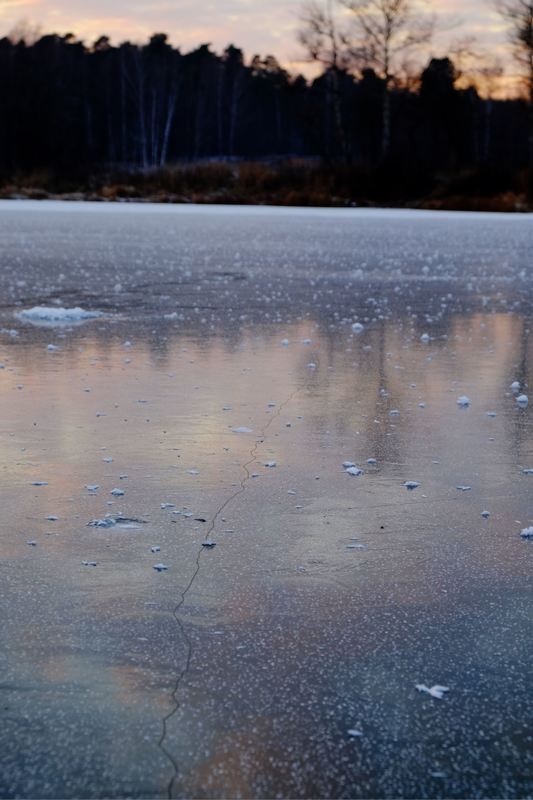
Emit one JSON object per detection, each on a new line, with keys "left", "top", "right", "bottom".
{"left": 87, "top": 515, "right": 146, "bottom": 528}
{"left": 404, "top": 481, "right": 420, "bottom": 490}
{"left": 416, "top": 684, "right": 449, "bottom": 700}
{"left": 520, "top": 527, "right": 533, "bottom": 539}
{"left": 110, "top": 488, "right": 124, "bottom": 496}
{"left": 153, "top": 563, "right": 169, "bottom": 572}
{"left": 457, "top": 396, "right": 471, "bottom": 407}
{"left": 345, "top": 466, "right": 363, "bottom": 476}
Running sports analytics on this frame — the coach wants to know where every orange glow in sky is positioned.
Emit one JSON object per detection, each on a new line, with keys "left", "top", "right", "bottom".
{"left": 0, "top": 0, "right": 522, "bottom": 95}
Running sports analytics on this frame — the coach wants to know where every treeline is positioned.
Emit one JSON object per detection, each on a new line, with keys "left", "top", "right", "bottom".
{"left": 0, "top": 32, "right": 529, "bottom": 183}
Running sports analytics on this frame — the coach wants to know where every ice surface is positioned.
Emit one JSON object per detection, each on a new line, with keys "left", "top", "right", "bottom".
{"left": 0, "top": 202, "right": 531, "bottom": 800}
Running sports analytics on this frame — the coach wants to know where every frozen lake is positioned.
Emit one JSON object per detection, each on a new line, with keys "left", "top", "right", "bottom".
{"left": 0, "top": 201, "right": 532, "bottom": 799}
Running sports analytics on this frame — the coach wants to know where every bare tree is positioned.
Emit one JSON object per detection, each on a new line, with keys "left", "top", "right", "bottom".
{"left": 298, "top": 0, "right": 350, "bottom": 159}
{"left": 495, "top": 0, "right": 533, "bottom": 191}
{"left": 342, "top": 0, "right": 434, "bottom": 158}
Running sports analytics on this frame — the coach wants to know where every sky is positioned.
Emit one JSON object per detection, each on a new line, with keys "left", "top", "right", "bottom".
{"left": 0, "top": 0, "right": 517, "bottom": 90}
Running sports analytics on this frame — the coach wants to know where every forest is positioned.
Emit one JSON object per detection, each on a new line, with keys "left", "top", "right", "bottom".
{"left": 0, "top": 3, "right": 532, "bottom": 209}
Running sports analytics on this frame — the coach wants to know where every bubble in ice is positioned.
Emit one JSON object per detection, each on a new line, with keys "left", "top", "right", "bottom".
{"left": 153, "top": 563, "right": 169, "bottom": 572}
{"left": 510, "top": 381, "right": 521, "bottom": 392}
{"left": 31, "top": 481, "right": 48, "bottom": 486}
{"left": 420, "top": 333, "right": 430, "bottom": 343}
{"left": 457, "top": 396, "right": 471, "bottom": 407}
{"left": 85, "top": 485, "right": 100, "bottom": 492}
{"left": 404, "top": 481, "right": 420, "bottom": 490}
{"left": 26, "top": 540, "right": 37, "bottom": 546}
{"left": 82, "top": 561, "right": 97, "bottom": 567}
{"left": 110, "top": 488, "right": 124, "bottom": 497}
{"left": 202, "top": 540, "right": 217, "bottom": 548}
{"left": 161, "top": 503, "right": 175, "bottom": 509}
{"left": 352, "top": 323, "right": 364, "bottom": 334}
{"left": 481, "top": 510, "right": 491, "bottom": 518}
{"left": 516, "top": 394, "right": 529, "bottom": 407}
{"left": 264, "top": 461, "right": 277, "bottom": 468}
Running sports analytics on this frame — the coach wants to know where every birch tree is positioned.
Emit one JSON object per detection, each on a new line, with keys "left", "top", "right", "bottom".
{"left": 342, "top": 0, "right": 434, "bottom": 158}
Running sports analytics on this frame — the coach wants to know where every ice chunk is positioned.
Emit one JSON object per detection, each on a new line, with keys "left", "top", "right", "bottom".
{"left": 520, "top": 527, "right": 533, "bottom": 539}
{"left": 85, "top": 484, "right": 100, "bottom": 492}
{"left": 153, "top": 563, "right": 169, "bottom": 572}
{"left": 416, "top": 684, "right": 449, "bottom": 700}
{"left": 404, "top": 481, "right": 420, "bottom": 490}
{"left": 457, "top": 396, "right": 471, "bottom": 407}
{"left": 87, "top": 515, "right": 146, "bottom": 528}
{"left": 16, "top": 306, "right": 102, "bottom": 326}
{"left": 345, "top": 466, "right": 363, "bottom": 476}
{"left": 110, "top": 488, "right": 124, "bottom": 497}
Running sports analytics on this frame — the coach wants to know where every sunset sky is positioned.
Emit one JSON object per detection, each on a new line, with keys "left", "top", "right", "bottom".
{"left": 0, "top": 0, "right": 515, "bottom": 88}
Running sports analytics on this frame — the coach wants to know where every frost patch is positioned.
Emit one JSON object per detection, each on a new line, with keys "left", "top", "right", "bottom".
{"left": 16, "top": 306, "right": 102, "bottom": 326}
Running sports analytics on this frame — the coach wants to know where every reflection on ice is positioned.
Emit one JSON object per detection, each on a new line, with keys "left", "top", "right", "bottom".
{"left": 0, "top": 204, "right": 531, "bottom": 800}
